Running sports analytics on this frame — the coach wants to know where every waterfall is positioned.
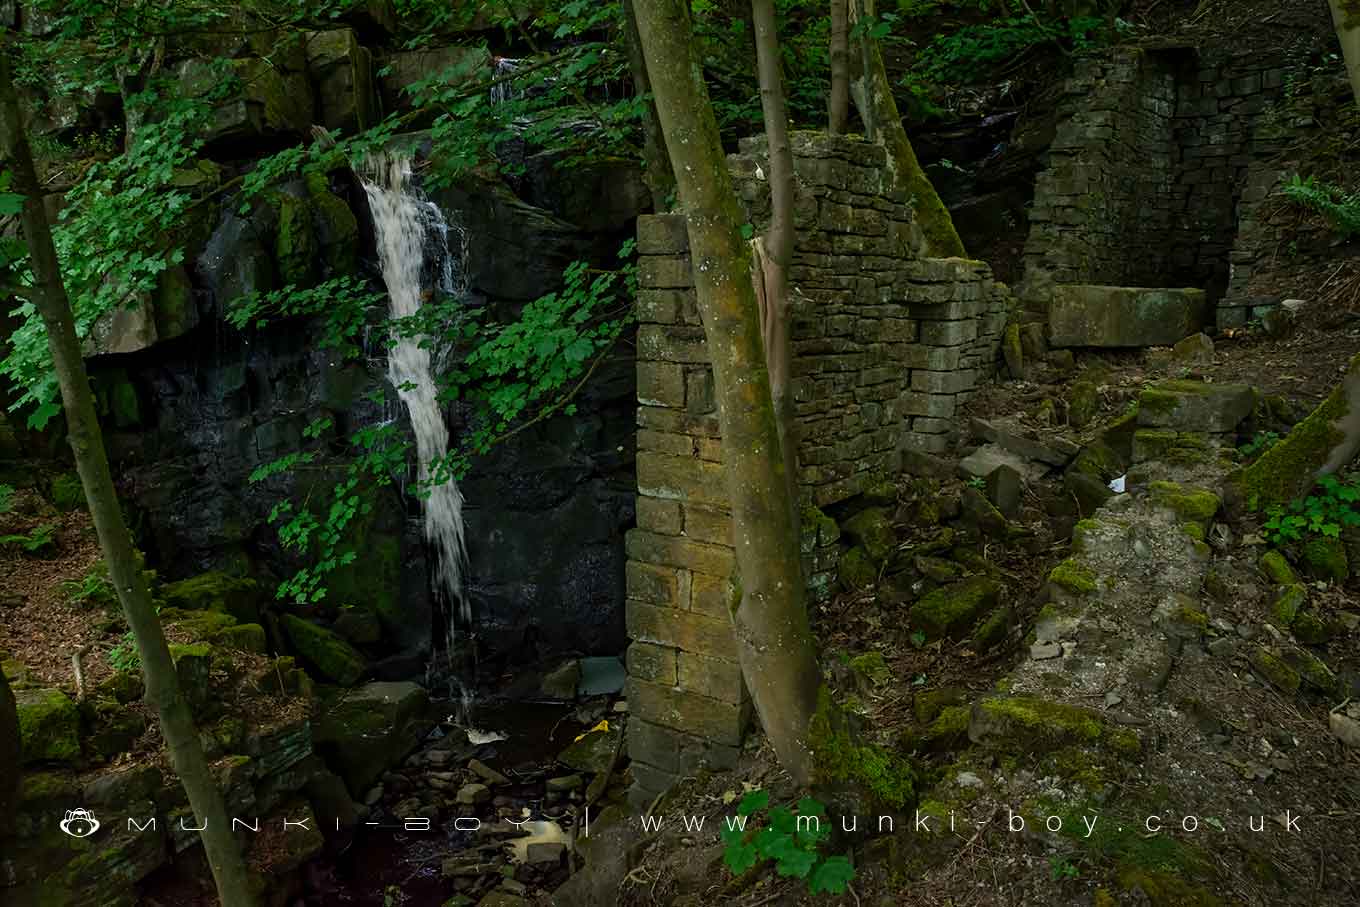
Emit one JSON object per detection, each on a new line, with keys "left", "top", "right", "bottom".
{"left": 358, "top": 153, "right": 470, "bottom": 680}
{"left": 490, "top": 56, "right": 523, "bottom": 105}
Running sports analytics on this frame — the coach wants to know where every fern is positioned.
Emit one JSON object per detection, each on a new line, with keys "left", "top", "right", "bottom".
{"left": 1281, "top": 174, "right": 1360, "bottom": 238}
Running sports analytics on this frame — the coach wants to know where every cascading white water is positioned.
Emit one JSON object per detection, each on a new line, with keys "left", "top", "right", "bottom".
{"left": 358, "top": 153, "right": 470, "bottom": 662}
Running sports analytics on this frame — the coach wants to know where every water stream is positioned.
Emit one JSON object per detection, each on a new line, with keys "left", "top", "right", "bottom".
{"left": 359, "top": 153, "right": 472, "bottom": 701}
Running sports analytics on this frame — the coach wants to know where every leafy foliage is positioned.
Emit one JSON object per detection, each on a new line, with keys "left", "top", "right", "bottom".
{"left": 226, "top": 277, "right": 384, "bottom": 361}
{"left": 0, "top": 522, "right": 58, "bottom": 554}
{"left": 1238, "top": 431, "right": 1280, "bottom": 460}
{"left": 720, "top": 790, "right": 856, "bottom": 895}
{"left": 0, "top": 484, "right": 13, "bottom": 517}
{"left": 1281, "top": 174, "right": 1360, "bottom": 239}
{"left": 62, "top": 564, "right": 118, "bottom": 610}
{"left": 108, "top": 630, "right": 140, "bottom": 673}
{"left": 1263, "top": 472, "right": 1360, "bottom": 545}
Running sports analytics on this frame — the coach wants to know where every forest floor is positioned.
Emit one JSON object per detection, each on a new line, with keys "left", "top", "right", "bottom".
{"left": 609, "top": 312, "right": 1360, "bottom": 907}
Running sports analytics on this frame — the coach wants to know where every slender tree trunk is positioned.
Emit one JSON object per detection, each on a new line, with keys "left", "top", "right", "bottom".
{"left": 633, "top": 0, "right": 822, "bottom": 787}
{"left": 623, "top": 0, "right": 677, "bottom": 211}
{"left": 1331, "top": 0, "right": 1360, "bottom": 108}
{"left": 0, "top": 50, "right": 258, "bottom": 907}
{"left": 1232, "top": 352, "right": 1360, "bottom": 509}
{"left": 750, "top": 0, "right": 800, "bottom": 525}
{"left": 828, "top": 0, "right": 850, "bottom": 134}
{"left": 847, "top": 0, "right": 965, "bottom": 257}
{"left": 0, "top": 660, "right": 18, "bottom": 832}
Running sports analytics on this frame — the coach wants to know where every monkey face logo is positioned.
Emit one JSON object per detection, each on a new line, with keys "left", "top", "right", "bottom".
{"left": 59, "top": 808, "right": 100, "bottom": 838}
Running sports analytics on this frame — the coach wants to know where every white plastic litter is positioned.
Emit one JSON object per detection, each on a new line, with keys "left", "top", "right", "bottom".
{"left": 1109, "top": 474, "right": 1127, "bottom": 493}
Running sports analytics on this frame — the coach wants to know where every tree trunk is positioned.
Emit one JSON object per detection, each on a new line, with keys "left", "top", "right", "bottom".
{"left": 623, "top": 0, "right": 677, "bottom": 211}
{"left": 750, "top": 0, "right": 800, "bottom": 525}
{"left": 847, "top": 0, "right": 966, "bottom": 258}
{"left": 828, "top": 0, "right": 850, "bottom": 134}
{"left": 633, "top": 0, "right": 823, "bottom": 787}
{"left": 0, "top": 50, "right": 259, "bottom": 907}
{"left": 0, "top": 660, "right": 19, "bottom": 834}
{"left": 1233, "top": 352, "right": 1360, "bottom": 509}
{"left": 1331, "top": 0, "right": 1360, "bottom": 108}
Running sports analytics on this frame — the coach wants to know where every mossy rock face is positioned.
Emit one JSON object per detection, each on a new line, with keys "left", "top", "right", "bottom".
{"left": 909, "top": 576, "right": 1001, "bottom": 641}
{"left": 1248, "top": 646, "right": 1300, "bottom": 695}
{"left": 1147, "top": 481, "right": 1220, "bottom": 526}
{"left": 282, "top": 614, "right": 367, "bottom": 685}
{"left": 1002, "top": 323, "right": 1025, "bottom": 379}
{"left": 967, "top": 695, "right": 1140, "bottom": 757}
{"left": 162, "top": 608, "right": 237, "bottom": 640}
{"left": 159, "top": 572, "right": 262, "bottom": 625}
{"left": 314, "top": 680, "right": 430, "bottom": 795}
{"left": 970, "top": 605, "right": 1014, "bottom": 651}
{"left": 838, "top": 546, "right": 877, "bottom": 590}
{"left": 48, "top": 473, "right": 85, "bottom": 512}
{"left": 840, "top": 507, "right": 896, "bottom": 562}
{"left": 81, "top": 697, "right": 147, "bottom": 762}
{"left": 1071, "top": 439, "right": 1126, "bottom": 483}
{"left": 1272, "top": 584, "right": 1306, "bottom": 627}
{"left": 914, "top": 687, "right": 967, "bottom": 724}
{"left": 16, "top": 687, "right": 81, "bottom": 764}
{"left": 1116, "top": 868, "right": 1223, "bottom": 907}
{"left": 1281, "top": 646, "right": 1336, "bottom": 693}
{"left": 1259, "top": 549, "right": 1298, "bottom": 586}
{"left": 214, "top": 622, "right": 267, "bottom": 653}
{"left": 1290, "top": 610, "right": 1334, "bottom": 645}
{"left": 1048, "top": 558, "right": 1098, "bottom": 594}
{"left": 94, "top": 671, "right": 143, "bottom": 704}
{"left": 305, "top": 171, "right": 360, "bottom": 275}
{"left": 1232, "top": 354, "right": 1359, "bottom": 507}
{"left": 168, "top": 643, "right": 215, "bottom": 716}
{"left": 960, "top": 487, "right": 1008, "bottom": 538}
{"left": 1302, "top": 535, "right": 1349, "bottom": 582}
{"left": 808, "top": 688, "right": 917, "bottom": 810}
{"left": 1067, "top": 380, "right": 1100, "bottom": 428}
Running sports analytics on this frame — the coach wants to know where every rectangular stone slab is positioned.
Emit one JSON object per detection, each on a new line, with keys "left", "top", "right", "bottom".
{"left": 1049, "top": 286, "right": 1209, "bottom": 348}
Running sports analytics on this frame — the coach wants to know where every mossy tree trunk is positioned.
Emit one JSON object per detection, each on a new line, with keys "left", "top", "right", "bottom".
{"left": 622, "top": 0, "right": 676, "bottom": 211}
{"left": 847, "top": 0, "right": 966, "bottom": 258}
{"left": 633, "top": 0, "right": 823, "bottom": 787}
{"left": 1331, "top": 0, "right": 1360, "bottom": 108}
{"left": 828, "top": 0, "right": 850, "bottom": 134}
{"left": 0, "top": 661, "right": 18, "bottom": 833}
{"left": 751, "top": 0, "right": 800, "bottom": 524}
{"left": 1233, "top": 352, "right": 1360, "bottom": 508}
{"left": 0, "top": 48, "right": 258, "bottom": 907}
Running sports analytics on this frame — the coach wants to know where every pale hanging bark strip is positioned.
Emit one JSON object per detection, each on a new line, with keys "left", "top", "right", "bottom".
{"left": 0, "top": 43, "right": 258, "bottom": 907}
{"left": 829, "top": 0, "right": 850, "bottom": 134}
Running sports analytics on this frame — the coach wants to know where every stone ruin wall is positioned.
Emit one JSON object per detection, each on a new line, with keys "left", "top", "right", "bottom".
{"left": 624, "top": 133, "right": 1011, "bottom": 804}
{"left": 1019, "top": 45, "right": 1323, "bottom": 331}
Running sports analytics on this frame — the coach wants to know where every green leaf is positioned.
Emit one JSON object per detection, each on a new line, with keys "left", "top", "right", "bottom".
{"left": 808, "top": 855, "right": 856, "bottom": 894}
{"left": 736, "top": 789, "right": 769, "bottom": 816}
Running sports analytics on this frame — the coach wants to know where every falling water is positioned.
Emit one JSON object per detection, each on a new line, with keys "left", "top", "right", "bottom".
{"left": 358, "top": 153, "right": 471, "bottom": 698}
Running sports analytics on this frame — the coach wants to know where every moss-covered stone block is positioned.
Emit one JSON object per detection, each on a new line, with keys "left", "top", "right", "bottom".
{"left": 809, "top": 688, "right": 917, "bottom": 809}
{"left": 81, "top": 697, "right": 147, "bottom": 761}
{"left": 1302, "top": 535, "right": 1348, "bottom": 582}
{"left": 913, "top": 687, "right": 966, "bottom": 724}
{"left": 960, "top": 486, "right": 1008, "bottom": 537}
{"left": 838, "top": 546, "right": 877, "bottom": 590}
{"left": 909, "top": 576, "right": 1001, "bottom": 640}
{"left": 1248, "top": 646, "right": 1300, "bottom": 695}
{"left": 970, "top": 605, "right": 1013, "bottom": 651}
{"left": 215, "top": 622, "right": 267, "bottom": 653}
{"left": 1148, "top": 481, "right": 1220, "bottom": 526}
{"left": 1136, "top": 380, "right": 1255, "bottom": 433}
{"left": 1048, "top": 558, "right": 1098, "bottom": 594}
{"left": 1272, "top": 584, "right": 1305, "bottom": 627}
{"left": 282, "top": 614, "right": 367, "bottom": 685}
{"left": 1281, "top": 646, "right": 1336, "bottom": 693}
{"left": 1002, "top": 322, "right": 1025, "bottom": 379}
{"left": 1259, "top": 549, "right": 1298, "bottom": 586}
{"left": 841, "top": 507, "right": 896, "bottom": 562}
{"left": 169, "top": 643, "right": 214, "bottom": 715}
{"left": 159, "top": 572, "right": 262, "bottom": 625}
{"left": 801, "top": 504, "right": 840, "bottom": 553}
{"left": 305, "top": 171, "right": 360, "bottom": 275}
{"left": 273, "top": 191, "right": 317, "bottom": 285}
{"left": 1291, "top": 610, "right": 1334, "bottom": 645}
{"left": 968, "top": 695, "right": 1140, "bottom": 756}
{"left": 16, "top": 687, "right": 81, "bottom": 764}
{"left": 1067, "top": 380, "right": 1100, "bottom": 428}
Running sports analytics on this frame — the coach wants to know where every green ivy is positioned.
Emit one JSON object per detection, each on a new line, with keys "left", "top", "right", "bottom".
{"left": 720, "top": 790, "right": 856, "bottom": 896}
{"left": 1263, "top": 472, "right": 1360, "bottom": 545}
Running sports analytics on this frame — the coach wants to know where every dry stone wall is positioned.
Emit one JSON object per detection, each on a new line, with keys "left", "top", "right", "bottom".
{"left": 1019, "top": 45, "right": 1309, "bottom": 331}
{"left": 625, "top": 133, "right": 1011, "bottom": 804}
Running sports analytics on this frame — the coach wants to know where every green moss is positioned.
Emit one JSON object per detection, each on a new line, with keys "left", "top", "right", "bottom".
{"left": 274, "top": 192, "right": 316, "bottom": 285}
{"left": 809, "top": 687, "right": 918, "bottom": 809}
{"left": 163, "top": 608, "right": 237, "bottom": 640}
{"left": 908, "top": 576, "right": 1000, "bottom": 640}
{"left": 1249, "top": 646, "right": 1300, "bottom": 694}
{"left": 160, "top": 572, "right": 261, "bottom": 624}
{"left": 1067, "top": 380, "right": 1100, "bottom": 428}
{"left": 16, "top": 688, "right": 81, "bottom": 763}
{"left": 1234, "top": 356, "right": 1357, "bottom": 507}
{"left": 1048, "top": 558, "right": 1097, "bottom": 594}
{"left": 838, "top": 546, "right": 877, "bottom": 590}
{"left": 305, "top": 171, "right": 360, "bottom": 275}
{"left": 1116, "top": 869, "right": 1222, "bottom": 907}
{"left": 1302, "top": 535, "right": 1349, "bottom": 582}
{"left": 971, "top": 695, "right": 1140, "bottom": 756}
{"left": 215, "top": 622, "right": 267, "bottom": 653}
{"left": 1259, "top": 549, "right": 1298, "bottom": 586}
{"left": 49, "top": 473, "right": 85, "bottom": 512}
{"left": 281, "top": 614, "right": 366, "bottom": 685}
{"left": 1180, "top": 522, "right": 1205, "bottom": 541}
{"left": 970, "top": 605, "right": 1013, "bottom": 651}
{"left": 1272, "top": 584, "right": 1305, "bottom": 626}
{"left": 841, "top": 507, "right": 896, "bottom": 562}
{"left": 849, "top": 651, "right": 890, "bottom": 686}
{"left": 1069, "top": 440, "right": 1124, "bottom": 481}
{"left": 801, "top": 504, "right": 839, "bottom": 550}
{"left": 1291, "top": 610, "right": 1333, "bottom": 645}
{"left": 1148, "top": 481, "right": 1221, "bottom": 525}
{"left": 1046, "top": 747, "right": 1116, "bottom": 797}
{"left": 1283, "top": 647, "right": 1336, "bottom": 693}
